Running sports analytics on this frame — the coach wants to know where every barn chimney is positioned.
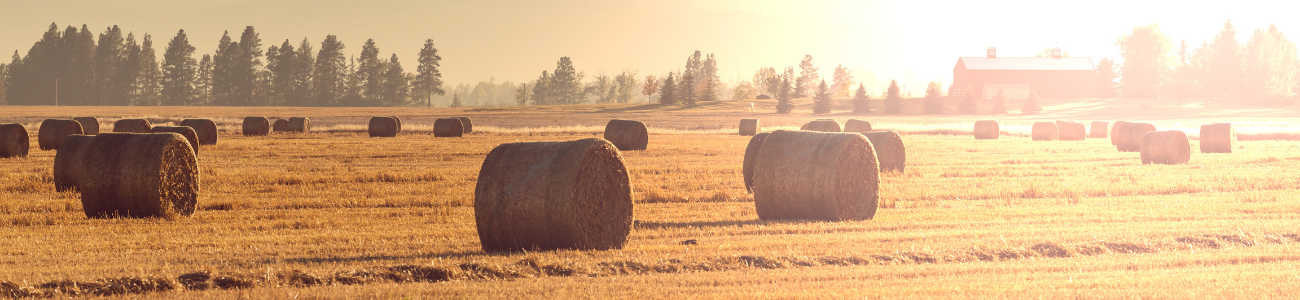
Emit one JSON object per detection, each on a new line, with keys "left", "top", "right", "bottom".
{"left": 986, "top": 47, "right": 997, "bottom": 58}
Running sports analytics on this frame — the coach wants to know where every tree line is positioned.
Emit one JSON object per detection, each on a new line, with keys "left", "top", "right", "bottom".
{"left": 1120, "top": 21, "right": 1298, "bottom": 102}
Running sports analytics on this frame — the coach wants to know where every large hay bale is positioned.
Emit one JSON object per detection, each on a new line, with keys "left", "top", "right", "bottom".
{"left": 603, "top": 119, "right": 648, "bottom": 150}
{"left": 751, "top": 130, "right": 878, "bottom": 221}
{"left": 973, "top": 120, "right": 999, "bottom": 139}
{"left": 455, "top": 117, "right": 473, "bottom": 133}
{"left": 800, "top": 119, "right": 841, "bottom": 132}
{"left": 738, "top": 119, "right": 760, "bottom": 136}
{"left": 151, "top": 126, "right": 200, "bottom": 155}
{"left": 1115, "top": 122, "right": 1155, "bottom": 152}
{"left": 1110, "top": 121, "right": 1131, "bottom": 146}
{"left": 113, "top": 119, "right": 152, "bottom": 133}
{"left": 1031, "top": 122, "right": 1058, "bottom": 141}
{"left": 38, "top": 119, "right": 84, "bottom": 150}
{"left": 1089, "top": 121, "right": 1108, "bottom": 138}
{"left": 474, "top": 138, "right": 632, "bottom": 252}
{"left": 1199, "top": 123, "right": 1234, "bottom": 153}
{"left": 54, "top": 134, "right": 95, "bottom": 191}
{"left": 73, "top": 133, "right": 199, "bottom": 218}
{"left": 242, "top": 117, "right": 270, "bottom": 136}
{"left": 1140, "top": 130, "right": 1191, "bottom": 164}
{"left": 368, "top": 116, "right": 401, "bottom": 137}
{"left": 433, "top": 118, "right": 465, "bottom": 137}
{"left": 1056, "top": 121, "right": 1086, "bottom": 141}
{"left": 392, "top": 116, "right": 402, "bottom": 133}
{"left": 843, "top": 119, "right": 872, "bottom": 134}
{"left": 865, "top": 131, "right": 906, "bottom": 173}
{"left": 272, "top": 119, "right": 290, "bottom": 133}
{"left": 288, "top": 117, "right": 310, "bottom": 133}
{"left": 0, "top": 123, "right": 29, "bottom": 158}
{"left": 742, "top": 132, "right": 771, "bottom": 193}
{"left": 180, "top": 119, "right": 218, "bottom": 145}
{"left": 74, "top": 117, "right": 100, "bottom": 135}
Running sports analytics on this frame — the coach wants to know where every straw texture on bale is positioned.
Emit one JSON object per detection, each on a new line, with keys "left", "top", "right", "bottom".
{"left": 272, "top": 119, "right": 290, "bottom": 133}
{"left": 180, "top": 119, "right": 218, "bottom": 145}
{"left": 0, "top": 123, "right": 29, "bottom": 158}
{"left": 843, "top": 119, "right": 873, "bottom": 134}
{"left": 74, "top": 133, "right": 199, "bottom": 219}
{"left": 1110, "top": 121, "right": 1132, "bottom": 146}
{"left": 1031, "top": 122, "right": 1058, "bottom": 141}
{"left": 112, "top": 119, "right": 152, "bottom": 133}
{"left": 865, "top": 131, "right": 906, "bottom": 173}
{"left": 603, "top": 119, "right": 648, "bottom": 150}
{"left": 74, "top": 117, "right": 100, "bottom": 135}
{"left": 288, "top": 117, "right": 310, "bottom": 133}
{"left": 151, "top": 126, "right": 200, "bottom": 154}
{"left": 54, "top": 134, "right": 95, "bottom": 192}
{"left": 433, "top": 118, "right": 465, "bottom": 137}
{"left": 474, "top": 138, "right": 632, "bottom": 252}
{"left": 242, "top": 117, "right": 270, "bottom": 136}
{"left": 368, "top": 116, "right": 401, "bottom": 137}
{"left": 800, "top": 119, "right": 841, "bottom": 132}
{"left": 973, "top": 120, "right": 999, "bottom": 139}
{"left": 1199, "top": 123, "right": 1234, "bottom": 153}
{"left": 455, "top": 117, "right": 473, "bottom": 133}
{"left": 738, "top": 119, "right": 760, "bottom": 136}
{"left": 38, "top": 119, "right": 84, "bottom": 150}
{"left": 751, "top": 130, "right": 879, "bottom": 221}
{"left": 1115, "top": 122, "right": 1156, "bottom": 152}
{"left": 742, "top": 132, "right": 771, "bottom": 193}
{"left": 1140, "top": 130, "right": 1191, "bottom": 164}
{"left": 1089, "top": 121, "right": 1108, "bottom": 138}
{"left": 392, "top": 116, "right": 403, "bottom": 133}
{"left": 1056, "top": 121, "right": 1086, "bottom": 141}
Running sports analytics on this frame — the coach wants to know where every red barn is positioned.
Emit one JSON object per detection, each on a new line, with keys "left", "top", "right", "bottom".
{"left": 951, "top": 48, "right": 1100, "bottom": 101}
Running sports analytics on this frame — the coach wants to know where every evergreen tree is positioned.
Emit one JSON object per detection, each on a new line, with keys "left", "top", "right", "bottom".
{"left": 515, "top": 82, "right": 530, "bottom": 105}
{"left": 358, "top": 39, "right": 384, "bottom": 105}
{"left": 680, "top": 51, "right": 701, "bottom": 105}
{"left": 852, "top": 83, "right": 870, "bottom": 114}
{"left": 195, "top": 54, "right": 212, "bottom": 104}
{"left": 234, "top": 26, "right": 263, "bottom": 105}
{"left": 161, "top": 29, "right": 197, "bottom": 105}
{"left": 796, "top": 54, "right": 818, "bottom": 97}
{"left": 2, "top": 52, "right": 18, "bottom": 105}
{"left": 134, "top": 34, "right": 162, "bottom": 105}
{"left": 412, "top": 39, "right": 444, "bottom": 106}
{"left": 93, "top": 25, "right": 125, "bottom": 105}
{"left": 313, "top": 35, "right": 347, "bottom": 105}
{"left": 211, "top": 31, "right": 236, "bottom": 105}
{"left": 679, "top": 71, "right": 695, "bottom": 105}
{"left": 659, "top": 73, "right": 677, "bottom": 105}
{"left": 292, "top": 38, "right": 315, "bottom": 106}
{"left": 700, "top": 54, "right": 719, "bottom": 101}
{"left": 64, "top": 25, "right": 96, "bottom": 105}
{"left": 813, "top": 80, "right": 832, "bottom": 114}
{"left": 550, "top": 57, "right": 581, "bottom": 104}
{"left": 884, "top": 80, "right": 902, "bottom": 114}
{"left": 265, "top": 41, "right": 293, "bottom": 106}
{"left": 776, "top": 77, "right": 793, "bottom": 114}
{"left": 532, "top": 71, "right": 551, "bottom": 105}
{"left": 381, "top": 54, "right": 409, "bottom": 106}
{"left": 0, "top": 63, "right": 6, "bottom": 104}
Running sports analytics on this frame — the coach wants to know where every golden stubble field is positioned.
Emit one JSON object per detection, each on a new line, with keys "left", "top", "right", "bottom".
{"left": 4, "top": 101, "right": 1300, "bottom": 298}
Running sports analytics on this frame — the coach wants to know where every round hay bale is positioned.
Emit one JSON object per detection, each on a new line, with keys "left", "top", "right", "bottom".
{"left": 1199, "top": 123, "right": 1234, "bottom": 153}
{"left": 1110, "top": 121, "right": 1132, "bottom": 146}
{"left": 288, "top": 117, "right": 310, "bottom": 133}
{"left": 74, "top": 117, "right": 100, "bottom": 135}
{"left": 75, "top": 133, "right": 199, "bottom": 219}
{"left": 1056, "top": 121, "right": 1086, "bottom": 141}
{"left": 272, "top": 119, "right": 290, "bottom": 133}
{"left": 742, "top": 132, "right": 771, "bottom": 193}
{"left": 603, "top": 119, "right": 648, "bottom": 150}
{"left": 474, "top": 138, "right": 632, "bottom": 252}
{"left": 112, "top": 119, "right": 152, "bottom": 133}
{"left": 54, "top": 134, "right": 95, "bottom": 191}
{"left": 1140, "top": 130, "right": 1191, "bottom": 164}
{"left": 392, "top": 116, "right": 402, "bottom": 133}
{"left": 151, "top": 126, "right": 200, "bottom": 155}
{"left": 1089, "top": 121, "right": 1108, "bottom": 138}
{"left": 368, "top": 116, "right": 401, "bottom": 137}
{"left": 865, "top": 131, "right": 905, "bottom": 173}
{"left": 242, "top": 117, "right": 270, "bottom": 136}
{"left": 38, "top": 119, "right": 84, "bottom": 150}
{"left": 180, "top": 119, "right": 218, "bottom": 145}
{"left": 455, "top": 117, "right": 473, "bottom": 133}
{"left": 738, "top": 119, "right": 760, "bottom": 136}
{"left": 843, "top": 119, "right": 873, "bottom": 134}
{"left": 0, "top": 123, "right": 29, "bottom": 158}
{"left": 1031, "top": 122, "right": 1058, "bottom": 141}
{"left": 973, "top": 120, "right": 999, "bottom": 139}
{"left": 800, "top": 119, "right": 841, "bottom": 132}
{"left": 1115, "top": 122, "right": 1155, "bottom": 152}
{"left": 433, "top": 118, "right": 465, "bottom": 137}
{"left": 752, "top": 130, "right": 878, "bottom": 221}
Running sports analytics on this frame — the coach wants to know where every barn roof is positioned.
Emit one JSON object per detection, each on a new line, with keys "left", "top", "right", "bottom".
{"left": 957, "top": 57, "right": 1096, "bottom": 71}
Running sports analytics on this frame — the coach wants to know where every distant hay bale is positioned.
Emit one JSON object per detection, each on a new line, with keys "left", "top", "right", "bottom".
{"left": 738, "top": 119, "right": 760, "bottom": 136}
{"left": 242, "top": 117, "right": 270, "bottom": 136}
{"left": 800, "top": 119, "right": 841, "bottom": 132}
{"left": 1115, "top": 122, "right": 1155, "bottom": 152}
{"left": 272, "top": 119, "right": 290, "bottom": 133}
{"left": 1140, "top": 130, "right": 1191, "bottom": 164}
{"left": 180, "top": 119, "right": 218, "bottom": 145}
{"left": 151, "top": 126, "right": 200, "bottom": 155}
{"left": 112, "top": 119, "right": 152, "bottom": 133}
{"left": 843, "top": 119, "right": 872, "bottom": 134}
{"left": 1199, "top": 123, "right": 1234, "bottom": 153}
{"left": 1031, "top": 122, "right": 1058, "bottom": 141}
{"left": 434, "top": 118, "right": 465, "bottom": 137}
{"left": 865, "top": 131, "right": 906, "bottom": 173}
{"left": 54, "top": 134, "right": 95, "bottom": 192}
{"left": 73, "top": 133, "right": 199, "bottom": 219}
{"left": 474, "top": 138, "right": 632, "bottom": 252}
{"left": 74, "top": 117, "right": 100, "bottom": 135}
{"left": 0, "top": 123, "right": 29, "bottom": 158}
{"left": 603, "top": 119, "right": 648, "bottom": 150}
{"left": 38, "top": 119, "right": 84, "bottom": 150}
{"left": 973, "top": 120, "right": 999, "bottom": 139}
{"left": 1089, "top": 121, "right": 1108, "bottom": 138}
{"left": 392, "top": 116, "right": 403, "bottom": 133}
{"left": 1056, "top": 121, "right": 1086, "bottom": 141}
{"left": 1110, "top": 121, "right": 1132, "bottom": 146}
{"left": 288, "top": 117, "right": 311, "bottom": 133}
{"left": 742, "top": 132, "right": 771, "bottom": 193}
{"left": 751, "top": 130, "right": 878, "bottom": 221}
{"left": 455, "top": 117, "right": 473, "bottom": 133}
{"left": 368, "top": 116, "right": 401, "bottom": 137}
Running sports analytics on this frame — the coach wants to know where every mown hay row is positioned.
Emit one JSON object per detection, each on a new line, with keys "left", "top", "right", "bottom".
{"left": 973, "top": 120, "right": 999, "bottom": 139}
{"left": 800, "top": 119, "right": 841, "bottom": 132}
{"left": 738, "top": 119, "right": 760, "bottom": 136}
{"left": 242, "top": 117, "right": 270, "bottom": 136}
{"left": 1199, "top": 123, "right": 1234, "bottom": 153}
{"left": 180, "top": 119, "right": 218, "bottom": 145}
{"left": 1141, "top": 130, "right": 1191, "bottom": 164}
{"left": 751, "top": 130, "right": 878, "bottom": 221}
{"left": 74, "top": 117, "right": 100, "bottom": 135}
{"left": 38, "top": 119, "right": 84, "bottom": 150}
{"left": 74, "top": 133, "right": 199, "bottom": 219}
{"left": 0, "top": 123, "right": 29, "bottom": 158}
{"left": 434, "top": 118, "right": 465, "bottom": 137}
{"left": 112, "top": 119, "right": 152, "bottom": 133}
{"left": 1031, "top": 121, "right": 1058, "bottom": 141}
{"left": 865, "top": 131, "right": 905, "bottom": 173}
{"left": 603, "top": 120, "right": 648, "bottom": 150}
{"left": 368, "top": 117, "right": 401, "bottom": 137}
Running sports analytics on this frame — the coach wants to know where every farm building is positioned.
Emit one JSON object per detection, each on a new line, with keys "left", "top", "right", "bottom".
{"left": 951, "top": 48, "right": 1103, "bottom": 100}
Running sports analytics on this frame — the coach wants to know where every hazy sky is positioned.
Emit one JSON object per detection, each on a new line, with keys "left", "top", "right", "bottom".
{"left": 1, "top": 0, "right": 1297, "bottom": 94}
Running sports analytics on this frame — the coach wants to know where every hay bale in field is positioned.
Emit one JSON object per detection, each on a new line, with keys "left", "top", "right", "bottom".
{"left": 392, "top": 116, "right": 402, "bottom": 133}
{"left": 1140, "top": 130, "right": 1191, "bottom": 164}
{"left": 973, "top": 120, "right": 999, "bottom": 139}
{"left": 742, "top": 132, "right": 771, "bottom": 193}
{"left": 1110, "top": 121, "right": 1131, "bottom": 146}
{"left": 272, "top": 119, "right": 290, "bottom": 133}
{"left": 368, "top": 116, "right": 401, "bottom": 137}
{"left": 38, "top": 119, "right": 84, "bottom": 150}
{"left": 151, "top": 126, "right": 200, "bottom": 154}
{"left": 242, "top": 117, "right": 270, "bottom": 136}
{"left": 1056, "top": 121, "right": 1086, "bottom": 141}
{"left": 865, "top": 131, "right": 906, "bottom": 173}
{"left": 180, "top": 119, "right": 218, "bottom": 145}
{"left": 74, "top": 133, "right": 199, "bottom": 218}
{"left": 1115, "top": 122, "right": 1155, "bottom": 152}
{"left": 54, "top": 134, "right": 95, "bottom": 191}
{"left": 112, "top": 119, "right": 152, "bottom": 133}
{"left": 1089, "top": 121, "right": 1108, "bottom": 138}
{"left": 1199, "top": 123, "right": 1234, "bottom": 153}
{"left": 0, "top": 123, "right": 29, "bottom": 158}
{"left": 474, "top": 138, "right": 632, "bottom": 252}
{"left": 751, "top": 130, "right": 878, "bottom": 221}
{"left": 1031, "top": 122, "right": 1058, "bottom": 141}
{"left": 455, "top": 117, "right": 473, "bottom": 133}
{"left": 288, "top": 117, "right": 310, "bottom": 133}
{"left": 800, "top": 119, "right": 841, "bottom": 132}
{"left": 843, "top": 119, "right": 873, "bottom": 134}
{"left": 433, "top": 118, "right": 465, "bottom": 137}
{"left": 738, "top": 119, "right": 760, "bottom": 136}
{"left": 74, "top": 117, "right": 100, "bottom": 135}
{"left": 603, "top": 119, "right": 648, "bottom": 150}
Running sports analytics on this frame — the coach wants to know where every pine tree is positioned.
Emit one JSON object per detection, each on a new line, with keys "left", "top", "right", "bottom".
{"left": 313, "top": 35, "right": 346, "bottom": 106}
{"left": 161, "top": 29, "right": 197, "bottom": 105}
{"left": 412, "top": 39, "right": 444, "bottom": 106}
{"left": 94, "top": 26, "right": 125, "bottom": 105}
{"left": 266, "top": 40, "right": 297, "bottom": 106}
{"left": 679, "top": 71, "right": 695, "bottom": 106}
{"left": 292, "top": 38, "right": 314, "bottom": 106}
{"left": 550, "top": 57, "right": 581, "bottom": 104}
{"left": 852, "top": 83, "right": 870, "bottom": 114}
{"left": 2, "top": 52, "right": 18, "bottom": 105}
{"left": 813, "top": 80, "right": 832, "bottom": 114}
{"left": 659, "top": 73, "right": 677, "bottom": 105}
{"left": 515, "top": 82, "right": 530, "bottom": 105}
{"left": 358, "top": 39, "right": 384, "bottom": 105}
{"left": 234, "top": 26, "right": 263, "bottom": 106}
{"left": 132, "top": 34, "right": 162, "bottom": 105}
{"left": 776, "top": 77, "right": 793, "bottom": 114}
{"left": 0, "top": 63, "right": 7, "bottom": 105}
{"left": 532, "top": 71, "right": 551, "bottom": 105}
{"left": 796, "top": 54, "right": 818, "bottom": 97}
{"left": 885, "top": 80, "right": 902, "bottom": 114}
{"left": 65, "top": 25, "right": 96, "bottom": 105}
{"left": 381, "top": 54, "right": 409, "bottom": 106}
{"left": 211, "top": 31, "right": 235, "bottom": 105}
{"left": 700, "top": 54, "right": 719, "bottom": 101}
{"left": 680, "top": 51, "right": 701, "bottom": 105}
{"left": 195, "top": 54, "right": 212, "bottom": 104}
